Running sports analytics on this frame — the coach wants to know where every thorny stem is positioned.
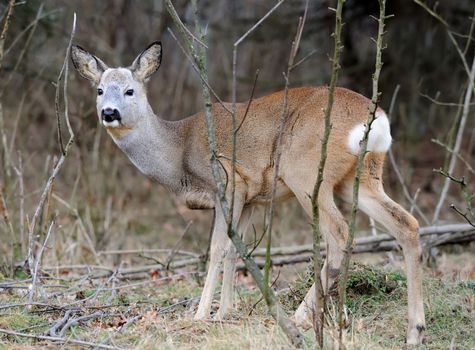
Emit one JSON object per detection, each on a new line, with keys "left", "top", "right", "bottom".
{"left": 311, "top": 0, "right": 345, "bottom": 347}
{"left": 434, "top": 168, "right": 475, "bottom": 227}
{"left": 337, "top": 0, "right": 387, "bottom": 344}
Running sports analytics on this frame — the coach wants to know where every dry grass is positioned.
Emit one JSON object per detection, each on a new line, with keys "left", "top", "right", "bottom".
{"left": 0, "top": 261, "right": 473, "bottom": 349}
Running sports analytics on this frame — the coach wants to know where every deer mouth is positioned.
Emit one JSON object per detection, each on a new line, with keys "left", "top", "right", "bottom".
{"left": 102, "top": 119, "right": 121, "bottom": 128}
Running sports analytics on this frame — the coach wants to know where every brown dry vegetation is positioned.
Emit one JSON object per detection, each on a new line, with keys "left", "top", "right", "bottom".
{"left": 0, "top": 0, "right": 475, "bottom": 349}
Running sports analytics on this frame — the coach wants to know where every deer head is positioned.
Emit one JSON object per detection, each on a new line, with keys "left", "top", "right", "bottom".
{"left": 71, "top": 42, "right": 162, "bottom": 132}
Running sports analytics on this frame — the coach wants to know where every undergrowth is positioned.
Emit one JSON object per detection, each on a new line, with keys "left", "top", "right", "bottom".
{"left": 0, "top": 263, "right": 473, "bottom": 349}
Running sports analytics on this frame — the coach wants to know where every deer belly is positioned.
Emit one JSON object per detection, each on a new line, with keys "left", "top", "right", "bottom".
{"left": 183, "top": 190, "right": 215, "bottom": 210}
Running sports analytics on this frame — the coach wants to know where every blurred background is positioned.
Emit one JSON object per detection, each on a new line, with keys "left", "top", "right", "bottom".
{"left": 0, "top": 0, "right": 474, "bottom": 276}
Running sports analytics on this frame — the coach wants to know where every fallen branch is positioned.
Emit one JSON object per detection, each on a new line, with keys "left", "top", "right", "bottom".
{"left": 0, "top": 327, "right": 124, "bottom": 350}
{"left": 58, "top": 311, "right": 104, "bottom": 338}
{"left": 45, "top": 309, "right": 78, "bottom": 337}
{"left": 97, "top": 249, "right": 200, "bottom": 258}
{"left": 252, "top": 223, "right": 475, "bottom": 256}
{"left": 31, "top": 223, "right": 475, "bottom": 282}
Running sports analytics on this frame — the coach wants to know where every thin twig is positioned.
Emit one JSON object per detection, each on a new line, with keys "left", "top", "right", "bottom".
{"left": 166, "top": 29, "right": 232, "bottom": 115}
{"left": 0, "top": 0, "right": 15, "bottom": 69}
{"left": 311, "top": 0, "right": 345, "bottom": 346}
{"left": 26, "top": 13, "right": 77, "bottom": 277}
{"left": 264, "top": 1, "right": 308, "bottom": 300}
{"left": 432, "top": 138, "right": 475, "bottom": 175}
{"left": 338, "top": 0, "right": 387, "bottom": 343}
{"left": 233, "top": 0, "right": 285, "bottom": 47}
{"left": 388, "top": 150, "right": 430, "bottom": 225}
{"left": 165, "top": 221, "right": 193, "bottom": 269}
{"left": 234, "top": 69, "right": 259, "bottom": 134}
{"left": 414, "top": 0, "right": 474, "bottom": 86}
{"left": 27, "top": 220, "right": 55, "bottom": 307}
{"left": 0, "top": 3, "right": 44, "bottom": 97}
{"left": 433, "top": 54, "right": 475, "bottom": 222}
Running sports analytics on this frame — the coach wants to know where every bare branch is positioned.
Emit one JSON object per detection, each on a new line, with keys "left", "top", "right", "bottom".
{"left": 338, "top": 0, "right": 387, "bottom": 343}
{"left": 433, "top": 54, "right": 475, "bottom": 222}
{"left": 26, "top": 13, "right": 77, "bottom": 282}
{"left": 311, "top": 0, "right": 345, "bottom": 346}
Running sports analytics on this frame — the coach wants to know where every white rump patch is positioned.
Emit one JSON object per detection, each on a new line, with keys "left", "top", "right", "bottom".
{"left": 347, "top": 110, "right": 392, "bottom": 155}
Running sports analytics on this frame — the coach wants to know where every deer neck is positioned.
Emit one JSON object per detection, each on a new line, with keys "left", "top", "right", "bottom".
{"left": 108, "top": 107, "right": 185, "bottom": 191}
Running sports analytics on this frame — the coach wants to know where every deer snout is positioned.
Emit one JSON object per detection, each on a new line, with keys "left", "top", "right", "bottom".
{"left": 101, "top": 108, "right": 121, "bottom": 123}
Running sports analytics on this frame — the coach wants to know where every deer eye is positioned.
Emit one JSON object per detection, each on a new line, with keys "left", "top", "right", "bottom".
{"left": 125, "top": 89, "right": 134, "bottom": 96}
{"left": 97, "top": 88, "right": 103, "bottom": 96}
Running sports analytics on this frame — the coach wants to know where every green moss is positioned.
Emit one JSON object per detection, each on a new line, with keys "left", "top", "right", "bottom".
{"left": 281, "top": 262, "right": 407, "bottom": 313}
{"left": 0, "top": 314, "right": 44, "bottom": 331}
{"left": 284, "top": 262, "right": 475, "bottom": 349}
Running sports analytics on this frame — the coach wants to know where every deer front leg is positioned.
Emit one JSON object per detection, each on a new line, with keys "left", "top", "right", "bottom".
{"left": 194, "top": 208, "right": 228, "bottom": 320}
{"left": 194, "top": 190, "right": 246, "bottom": 320}
{"left": 216, "top": 206, "right": 253, "bottom": 320}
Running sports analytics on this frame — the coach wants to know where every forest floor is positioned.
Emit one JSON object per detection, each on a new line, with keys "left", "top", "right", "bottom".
{"left": 0, "top": 257, "right": 474, "bottom": 350}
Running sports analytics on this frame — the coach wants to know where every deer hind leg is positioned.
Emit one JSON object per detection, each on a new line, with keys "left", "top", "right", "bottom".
{"left": 286, "top": 182, "right": 348, "bottom": 328}
{"left": 194, "top": 186, "right": 247, "bottom": 320}
{"left": 337, "top": 152, "right": 425, "bottom": 345}
{"left": 215, "top": 205, "right": 253, "bottom": 320}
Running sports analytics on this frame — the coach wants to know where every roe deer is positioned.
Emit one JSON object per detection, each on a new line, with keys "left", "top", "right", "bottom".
{"left": 71, "top": 41, "right": 425, "bottom": 345}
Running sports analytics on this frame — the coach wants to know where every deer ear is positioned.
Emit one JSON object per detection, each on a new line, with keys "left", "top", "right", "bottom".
{"left": 130, "top": 41, "right": 162, "bottom": 82}
{"left": 71, "top": 45, "right": 108, "bottom": 85}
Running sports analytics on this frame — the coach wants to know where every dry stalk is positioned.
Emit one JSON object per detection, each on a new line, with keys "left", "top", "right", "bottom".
{"left": 26, "top": 13, "right": 77, "bottom": 294}
{"left": 310, "top": 0, "right": 345, "bottom": 346}
{"left": 337, "top": 0, "right": 387, "bottom": 344}
{"left": 0, "top": 185, "right": 17, "bottom": 271}
{"left": 27, "top": 220, "right": 54, "bottom": 307}
{"left": 255, "top": 0, "right": 306, "bottom": 297}
{"left": 0, "top": 0, "right": 15, "bottom": 181}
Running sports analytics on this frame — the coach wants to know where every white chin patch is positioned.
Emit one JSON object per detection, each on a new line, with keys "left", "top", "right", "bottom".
{"left": 103, "top": 120, "right": 120, "bottom": 128}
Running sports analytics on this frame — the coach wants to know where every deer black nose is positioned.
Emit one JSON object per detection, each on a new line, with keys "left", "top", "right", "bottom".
{"left": 101, "top": 108, "right": 121, "bottom": 123}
